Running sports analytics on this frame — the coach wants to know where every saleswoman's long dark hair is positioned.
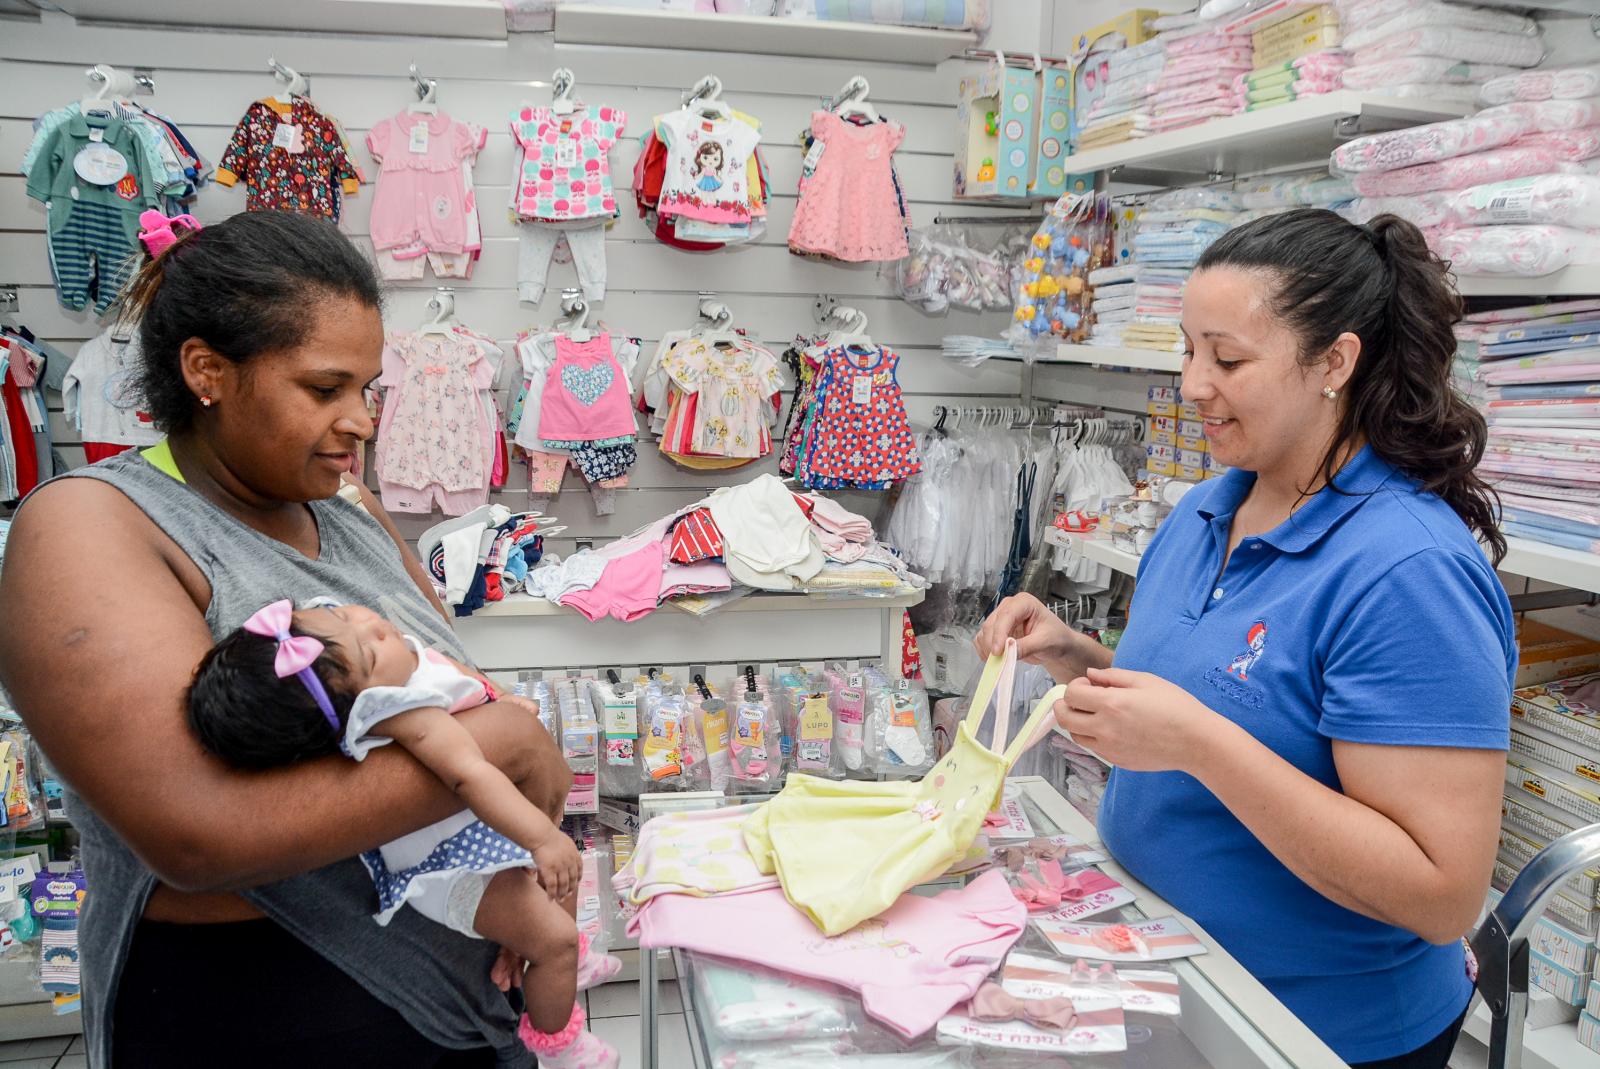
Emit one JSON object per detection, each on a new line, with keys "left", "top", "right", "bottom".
{"left": 1196, "top": 208, "right": 1503, "bottom": 563}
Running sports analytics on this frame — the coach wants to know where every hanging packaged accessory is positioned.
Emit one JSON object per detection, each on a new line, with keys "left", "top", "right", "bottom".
{"left": 692, "top": 674, "right": 732, "bottom": 791}
{"left": 743, "top": 638, "right": 1067, "bottom": 935}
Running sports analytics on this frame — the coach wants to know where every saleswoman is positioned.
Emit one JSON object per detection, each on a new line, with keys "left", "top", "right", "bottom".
{"left": 979, "top": 209, "right": 1513, "bottom": 1069}
{"left": 0, "top": 211, "right": 565, "bottom": 1067}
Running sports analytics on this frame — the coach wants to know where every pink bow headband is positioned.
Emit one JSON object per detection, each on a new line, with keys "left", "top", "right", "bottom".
{"left": 967, "top": 982, "right": 1079, "bottom": 1032}
{"left": 242, "top": 599, "right": 341, "bottom": 733}
{"left": 138, "top": 210, "right": 201, "bottom": 258}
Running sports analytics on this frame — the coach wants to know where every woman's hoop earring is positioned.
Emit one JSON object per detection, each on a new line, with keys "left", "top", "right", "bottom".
{"left": 1321, "top": 386, "right": 1338, "bottom": 400}
{"left": 200, "top": 395, "right": 214, "bottom": 407}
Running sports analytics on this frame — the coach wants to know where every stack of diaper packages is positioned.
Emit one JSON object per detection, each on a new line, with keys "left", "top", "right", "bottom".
{"left": 1337, "top": 78, "right": 1600, "bottom": 276}
{"left": 1337, "top": 0, "right": 1545, "bottom": 107}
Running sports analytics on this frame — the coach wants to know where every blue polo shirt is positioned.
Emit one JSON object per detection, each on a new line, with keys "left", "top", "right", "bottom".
{"left": 1099, "top": 445, "right": 1514, "bottom": 1064}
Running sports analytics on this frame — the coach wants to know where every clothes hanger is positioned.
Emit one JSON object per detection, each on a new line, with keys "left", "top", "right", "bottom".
{"left": 408, "top": 63, "right": 439, "bottom": 114}
{"left": 558, "top": 292, "right": 594, "bottom": 343}
{"left": 419, "top": 288, "right": 457, "bottom": 336}
{"left": 683, "top": 75, "right": 730, "bottom": 120}
{"left": 268, "top": 58, "right": 309, "bottom": 104}
{"left": 698, "top": 300, "right": 743, "bottom": 347}
{"left": 828, "top": 75, "right": 879, "bottom": 123}
{"left": 80, "top": 64, "right": 134, "bottom": 118}
{"left": 823, "top": 306, "right": 872, "bottom": 350}
{"left": 550, "top": 67, "right": 578, "bottom": 116}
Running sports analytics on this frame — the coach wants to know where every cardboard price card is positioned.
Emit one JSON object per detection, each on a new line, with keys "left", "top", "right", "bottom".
{"left": 936, "top": 951, "right": 1126, "bottom": 1053}
{"left": 1032, "top": 916, "right": 1208, "bottom": 962}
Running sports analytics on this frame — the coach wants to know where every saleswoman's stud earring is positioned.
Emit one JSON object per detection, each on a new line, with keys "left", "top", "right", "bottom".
{"left": 1321, "top": 386, "right": 1338, "bottom": 400}
{"left": 200, "top": 395, "right": 213, "bottom": 407}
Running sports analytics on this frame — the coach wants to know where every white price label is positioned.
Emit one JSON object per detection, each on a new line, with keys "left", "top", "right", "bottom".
{"left": 802, "top": 139, "right": 826, "bottom": 175}
{"left": 408, "top": 124, "right": 430, "bottom": 155}
{"left": 851, "top": 376, "right": 873, "bottom": 406}
{"left": 272, "top": 122, "right": 301, "bottom": 152}
{"left": 555, "top": 140, "right": 579, "bottom": 168}
{"left": 73, "top": 143, "right": 128, "bottom": 186}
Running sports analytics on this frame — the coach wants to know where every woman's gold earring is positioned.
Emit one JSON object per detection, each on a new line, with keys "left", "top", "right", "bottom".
{"left": 1321, "top": 386, "right": 1338, "bottom": 400}
{"left": 200, "top": 395, "right": 214, "bottom": 407}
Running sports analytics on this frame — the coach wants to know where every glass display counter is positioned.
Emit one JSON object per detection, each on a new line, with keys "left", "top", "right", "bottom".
{"left": 634, "top": 776, "right": 1347, "bottom": 1069}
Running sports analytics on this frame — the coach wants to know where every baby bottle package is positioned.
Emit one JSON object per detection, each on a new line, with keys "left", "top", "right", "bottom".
{"left": 556, "top": 676, "right": 598, "bottom": 813}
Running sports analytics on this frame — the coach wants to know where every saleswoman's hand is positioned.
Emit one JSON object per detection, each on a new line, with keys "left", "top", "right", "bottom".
{"left": 1058, "top": 667, "right": 1226, "bottom": 773}
{"left": 976, "top": 593, "right": 1115, "bottom": 682}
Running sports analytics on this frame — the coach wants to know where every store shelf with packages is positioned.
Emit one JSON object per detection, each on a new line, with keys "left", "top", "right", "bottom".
{"left": 1044, "top": 526, "right": 1141, "bottom": 578}
{"left": 470, "top": 589, "right": 925, "bottom": 619}
{"left": 552, "top": 4, "right": 977, "bottom": 65}
{"left": 1454, "top": 266, "right": 1600, "bottom": 299}
{"left": 1062, "top": 92, "right": 1472, "bottom": 186}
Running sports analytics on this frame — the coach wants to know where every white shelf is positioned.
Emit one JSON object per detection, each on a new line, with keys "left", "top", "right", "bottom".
{"left": 1065, "top": 92, "right": 1472, "bottom": 185}
{"left": 471, "top": 588, "right": 925, "bottom": 619}
{"left": 1044, "top": 527, "right": 1142, "bottom": 577}
{"left": 552, "top": 5, "right": 975, "bottom": 64}
{"left": 1050, "top": 344, "right": 1185, "bottom": 373}
{"left": 1459, "top": 1000, "right": 1600, "bottom": 1069}
{"left": 1499, "top": 537, "right": 1600, "bottom": 596}
{"left": 1456, "top": 267, "right": 1600, "bottom": 298}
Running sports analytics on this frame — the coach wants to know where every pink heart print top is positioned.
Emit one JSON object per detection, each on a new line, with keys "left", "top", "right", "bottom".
{"left": 537, "top": 333, "right": 638, "bottom": 443}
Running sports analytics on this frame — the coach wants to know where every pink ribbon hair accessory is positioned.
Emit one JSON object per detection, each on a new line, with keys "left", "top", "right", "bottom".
{"left": 966, "top": 982, "right": 1079, "bottom": 1031}
{"left": 138, "top": 209, "right": 201, "bottom": 258}
{"left": 241, "top": 599, "right": 341, "bottom": 731}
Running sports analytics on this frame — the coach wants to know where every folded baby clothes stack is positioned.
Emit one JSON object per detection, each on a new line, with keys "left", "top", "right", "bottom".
{"left": 1076, "top": 38, "right": 1166, "bottom": 151}
{"left": 1149, "top": 23, "right": 1254, "bottom": 133}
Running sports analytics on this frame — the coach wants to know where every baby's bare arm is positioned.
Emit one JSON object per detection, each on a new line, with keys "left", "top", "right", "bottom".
{"left": 377, "top": 707, "right": 560, "bottom": 855}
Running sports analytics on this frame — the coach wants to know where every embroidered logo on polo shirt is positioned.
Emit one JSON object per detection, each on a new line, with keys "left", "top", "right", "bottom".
{"left": 1204, "top": 621, "right": 1268, "bottom": 709}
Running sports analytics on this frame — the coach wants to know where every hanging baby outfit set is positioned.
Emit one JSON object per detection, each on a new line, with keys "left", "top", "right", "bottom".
{"left": 217, "top": 97, "right": 362, "bottom": 219}
{"left": 782, "top": 341, "right": 921, "bottom": 490}
{"left": 374, "top": 327, "right": 505, "bottom": 516}
{"left": 635, "top": 97, "right": 770, "bottom": 250}
{"left": 789, "top": 110, "right": 912, "bottom": 262}
{"left": 510, "top": 103, "right": 627, "bottom": 303}
{"left": 509, "top": 327, "right": 641, "bottom": 516}
{"left": 367, "top": 110, "right": 488, "bottom": 280}
{"left": 62, "top": 328, "right": 161, "bottom": 463}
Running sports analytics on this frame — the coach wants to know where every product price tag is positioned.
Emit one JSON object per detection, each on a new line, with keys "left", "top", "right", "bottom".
{"left": 802, "top": 139, "right": 826, "bottom": 177}
{"left": 409, "top": 123, "right": 430, "bottom": 155}
{"left": 272, "top": 122, "right": 304, "bottom": 154}
{"left": 1469, "top": 178, "right": 1536, "bottom": 224}
{"left": 851, "top": 376, "right": 873, "bottom": 406}
{"left": 73, "top": 142, "right": 127, "bottom": 186}
{"left": 603, "top": 698, "right": 637, "bottom": 738}
{"left": 703, "top": 709, "right": 729, "bottom": 756}
{"left": 799, "top": 694, "right": 833, "bottom": 741}
{"left": 555, "top": 140, "right": 579, "bottom": 168}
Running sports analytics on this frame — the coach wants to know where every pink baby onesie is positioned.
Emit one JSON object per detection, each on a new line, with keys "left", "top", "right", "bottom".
{"left": 631, "top": 868, "right": 1026, "bottom": 1039}
{"left": 538, "top": 333, "right": 637, "bottom": 443}
{"left": 788, "top": 111, "right": 909, "bottom": 262}
{"left": 511, "top": 105, "right": 626, "bottom": 221}
{"left": 375, "top": 331, "right": 498, "bottom": 516}
{"left": 367, "top": 111, "right": 487, "bottom": 259}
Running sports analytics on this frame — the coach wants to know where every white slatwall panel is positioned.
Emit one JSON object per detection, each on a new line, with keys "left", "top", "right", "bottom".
{"left": 0, "top": 14, "right": 1027, "bottom": 550}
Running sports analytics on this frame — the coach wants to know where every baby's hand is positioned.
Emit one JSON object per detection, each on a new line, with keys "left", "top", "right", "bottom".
{"left": 533, "top": 830, "right": 581, "bottom": 902}
{"left": 490, "top": 945, "right": 525, "bottom": 993}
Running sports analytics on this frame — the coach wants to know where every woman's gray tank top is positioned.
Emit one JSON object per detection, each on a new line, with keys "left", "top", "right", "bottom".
{"left": 49, "top": 452, "right": 531, "bottom": 1068}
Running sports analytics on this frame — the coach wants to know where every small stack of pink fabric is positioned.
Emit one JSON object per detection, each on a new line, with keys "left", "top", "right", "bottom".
{"left": 1231, "top": 50, "right": 1350, "bottom": 112}
{"left": 1149, "top": 24, "right": 1253, "bottom": 133}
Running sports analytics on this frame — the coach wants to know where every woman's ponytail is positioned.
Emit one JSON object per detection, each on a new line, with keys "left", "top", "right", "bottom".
{"left": 1197, "top": 208, "right": 1505, "bottom": 563}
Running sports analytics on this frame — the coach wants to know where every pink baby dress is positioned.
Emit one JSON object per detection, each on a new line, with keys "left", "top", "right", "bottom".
{"left": 367, "top": 111, "right": 487, "bottom": 256}
{"left": 538, "top": 333, "right": 637, "bottom": 444}
{"left": 788, "top": 111, "right": 910, "bottom": 262}
{"left": 375, "top": 331, "right": 496, "bottom": 504}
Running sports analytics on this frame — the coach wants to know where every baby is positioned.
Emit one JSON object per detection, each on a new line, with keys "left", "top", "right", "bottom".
{"left": 186, "top": 598, "right": 618, "bottom": 1068}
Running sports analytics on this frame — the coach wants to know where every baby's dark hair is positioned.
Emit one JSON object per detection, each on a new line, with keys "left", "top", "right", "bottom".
{"left": 186, "top": 623, "right": 360, "bottom": 770}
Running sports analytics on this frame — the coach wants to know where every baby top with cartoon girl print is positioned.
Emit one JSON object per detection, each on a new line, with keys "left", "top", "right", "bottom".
{"left": 655, "top": 110, "right": 761, "bottom": 224}
{"left": 185, "top": 598, "right": 620, "bottom": 1068}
